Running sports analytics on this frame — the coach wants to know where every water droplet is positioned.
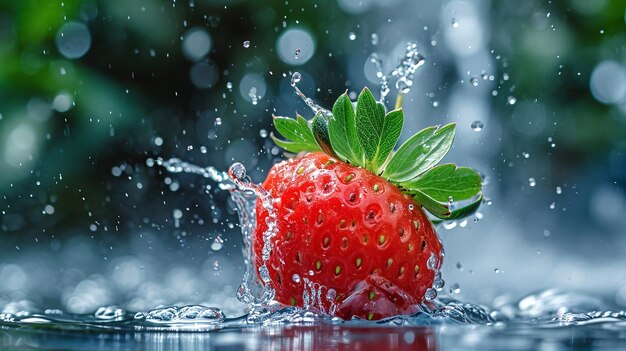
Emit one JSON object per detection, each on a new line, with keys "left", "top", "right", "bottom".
{"left": 210, "top": 236, "right": 224, "bottom": 251}
{"left": 228, "top": 163, "right": 247, "bottom": 184}
{"left": 556, "top": 186, "right": 562, "bottom": 194}
{"left": 248, "top": 87, "right": 258, "bottom": 105}
{"left": 214, "top": 117, "right": 222, "bottom": 126}
{"left": 549, "top": 202, "right": 556, "bottom": 210}
{"left": 242, "top": 40, "right": 250, "bottom": 48}
{"left": 432, "top": 100, "right": 439, "bottom": 107}
{"left": 450, "top": 283, "right": 461, "bottom": 294}
{"left": 470, "top": 77, "right": 479, "bottom": 87}
{"left": 451, "top": 18, "right": 459, "bottom": 28}
{"left": 425, "top": 288, "right": 437, "bottom": 300}
{"left": 348, "top": 32, "right": 356, "bottom": 40}
{"left": 292, "top": 274, "right": 301, "bottom": 283}
{"left": 325, "top": 288, "right": 336, "bottom": 301}
{"left": 528, "top": 177, "right": 536, "bottom": 187}
{"left": 471, "top": 120, "right": 483, "bottom": 131}
{"left": 507, "top": 96, "right": 517, "bottom": 105}
{"left": 173, "top": 209, "right": 183, "bottom": 219}
{"left": 290, "top": 72, "right": 301, "bottom": 87}
{"left": 494, "top": 268, "right": 500, "bottom": 274}
{"left": 259, "top": 129, "right": 268, "bottom": 138}
{"left": 370, "top": 33, "right": 379, "bottom": 45}
{"left": 226, "top": 82, "right": 233, "bottom": 90}
{"left": 294, "top": 48, "right": 301, "bottom": 59}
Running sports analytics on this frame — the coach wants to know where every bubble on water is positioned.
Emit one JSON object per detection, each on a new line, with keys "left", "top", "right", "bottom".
{"left": 210, "top": 236, "right": 224, "bottom": 251}
{"left": 243, "top": 40, "right": 250, "bottom": 48}
{"left": 556, "top": 186, "right": 562, "bottom": 194}
{"left": 277, "top": 28, "right": 315, "bottom": 65}
{"left": 370, "top": 33, "right": 379, "bottom": 45}
{"left": 470, "top": 77, "right": 479, "bottom": 86}
{"left": 528, "top": 178, "right": 536, "bottom": 187}
{"left": 507, "top": 96, "right": 517, "bottom": 105}
{"left": 182, "top": 28, "right": 212, "bottom": 61}
{"left": 290, "top": 72, "right": 302, "bottom": 86}
{"left": 348, "top": 32, "right": 356, "bottom": 40}
{"left": 471, "top": 120, "right": 483, "bottom": 131}
{"left": 56, "top": 22, "right": 91, "bottom": 59}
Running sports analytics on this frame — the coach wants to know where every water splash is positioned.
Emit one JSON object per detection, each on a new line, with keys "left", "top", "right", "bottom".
{"left": 289, "top": 72, "right": 332, "bottom": 117}
{"left": 228, "top": 163, "right": 276, "bottom": 309}
{"left": 373, "top": 42, "right": 426, "bottom": 103}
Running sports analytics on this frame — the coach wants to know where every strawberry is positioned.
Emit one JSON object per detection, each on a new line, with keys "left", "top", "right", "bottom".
{"left": 254, "top": 88, "right": 482, "bottom": 320}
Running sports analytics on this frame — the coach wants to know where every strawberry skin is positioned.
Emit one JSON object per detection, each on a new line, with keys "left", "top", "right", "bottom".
{"left": 254, "top": 152, "right": 443, "bottom": 320}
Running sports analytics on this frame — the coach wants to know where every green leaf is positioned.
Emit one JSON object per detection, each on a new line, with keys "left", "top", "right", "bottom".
{"left": 402, "top": 164, "right": 482, "bottom": 202}
{"left": 329, "top": 93, "right": 364, "bottom": 166}
{"left": 272, "top": 115, "right": 320, "bottom": 154}
{"left": 311, "top": 112, "right": 336, "bottom": 158}
{"left": 382, "top": 123, "right": 456, "bottom": 183}
{"left": 410, "top": 189, "right": 483, "bottom": 220}
{"left": 355, "top": 87, "right": 387, "bottom": 169}
{"left": 411, "top": 189, "right": 451, "bottom": 219}
{"left": 373, "top": 108, "right": 403, "bottom": 173}
{"left": 447, "top": 194, "right": 483, "bottom": 220}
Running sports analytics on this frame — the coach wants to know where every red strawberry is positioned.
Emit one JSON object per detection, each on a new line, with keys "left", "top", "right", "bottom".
{"left": 254, "top": 88, "right": 482, "bottom": 320}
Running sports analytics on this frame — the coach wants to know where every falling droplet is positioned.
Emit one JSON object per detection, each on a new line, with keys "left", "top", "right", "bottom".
{"left": 528, "top": 177, "right": 536, "bottom": 187}
{"left": 348, "top": 32, "right": 356, "bottom": 40}
{"left": 242, "top": 40, "right": 250, "bottom": 48}
{"left": 470, "top": 77, "right": 479, "bottom": 87}
{"left": 292, "top": 274, "right": 301, "bottom": 283}
{"left": 210, "top": 236, "right": 224, "bottom": 251}
{"left": 451, "top": 18, "right": 459, "bottom": 28}
{"left": 450, "top": 283, "right": 461, "bottom": 294}
{"left": 248, "top": 87, "right": 258, "bottom": 105}
{"left": 471, "top": 120, "right": 484, "bottom": 131}
{"left": 556, "top": 186, "right": 562, "bottom": 194}
{"left": 290, "top": 72, "right": 302, "bottom": 87}
{"left": 507, "top": 96, "right": 517, "bottom": 105}
{"left": 370, "top": 33, "right": 379, "bottom": 45}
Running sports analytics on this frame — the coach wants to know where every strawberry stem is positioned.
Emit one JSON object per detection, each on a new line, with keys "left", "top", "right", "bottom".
{"left": 395, "top": 93, "right": 404, "bottom": 110}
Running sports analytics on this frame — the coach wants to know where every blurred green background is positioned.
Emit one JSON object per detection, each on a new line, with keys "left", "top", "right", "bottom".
{"left": 0, "top": 0, "right": 625, "bottom": 313}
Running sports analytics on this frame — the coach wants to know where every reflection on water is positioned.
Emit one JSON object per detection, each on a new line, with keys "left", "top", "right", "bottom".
{"left": 1, "top": 289, "right": 626, "bottom": 350}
